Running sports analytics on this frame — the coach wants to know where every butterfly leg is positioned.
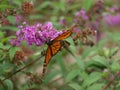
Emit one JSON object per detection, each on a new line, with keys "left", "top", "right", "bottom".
{"left": 61, "top": 40, "right": 74, "bottom": 56}
{"left": 41, "top": 49, "right": 46, "bottom": 56}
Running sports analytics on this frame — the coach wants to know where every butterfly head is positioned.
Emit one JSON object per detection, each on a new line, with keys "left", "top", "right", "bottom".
{"left": 45, "top": 38, "right": 53, "bottom": 45}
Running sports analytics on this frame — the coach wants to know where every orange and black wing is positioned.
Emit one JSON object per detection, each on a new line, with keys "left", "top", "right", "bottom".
{"left": 44, "top": 27, "right": 73, "bottom": 66}
{"left": 45, "top": 41, "right": 61, "bottom": 65}
{"left": 42, "top": 41, "right": 61, "bottom": 77}
{"left": 42, "top": 26, "right": 74, "bottom": 77}
{"left": 53, "top": 27, "right": 73, "bottom": 41}
{"left": 42, "top": 46, "right": 51, "bottom": 77}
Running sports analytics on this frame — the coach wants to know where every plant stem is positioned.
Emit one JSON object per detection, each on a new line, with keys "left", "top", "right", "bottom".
{"left": 2, "top": 55, "right": 43, "bottom": 82}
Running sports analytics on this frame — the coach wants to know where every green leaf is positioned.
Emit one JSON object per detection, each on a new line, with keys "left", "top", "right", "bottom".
{"left": 82, "top": 46, "right": 97, "bottom": 59}
{"left": 75, "top": 57, "right": 85, "bottom": 71}
{"left": 4, "top": 80, "right": 13, "bottom": 90}
{"left": 52, "top": 1, "right": 66, "bottom": 12}
{"left": 0, "top": 67, "right": 4, "bottom": 75}
{"left": 79, "top": 71, "right": 88, "bottom": 80}
{"left": 55, "top": 53, "right": 66, "bottom": 73}
{"left": 96, "top": 39, "right": 107, "bottom": 49}
{"left": 83, "top": 0, "right": 94, "bottom": 11}
{"left": 66, "top": 69, "right": 80, "bottom": 83}
{"left": 111, "top": 61, "right": 120, "bottom": 72}
{"left": 0, "top": 53, "right": 6, "bottom": 61}
{"left": 0, "top": 5, "right": 15, "bottom": 9}
{"left": 12, "top": 0, "right": 21, "bottom": 6}
{"left": 0, "top": 85, "right": 4, "bottom": 90}
{"left": 0, "top": 43, "right": 4, "bottom": 49}
{"left": 109, "top": 47, "right": 119, "bottom": 58}
{"left": 0, "top": 63, "right": 14, "bottom": 74}
{"left": 68, "top": 4, "right": 81, "bottom": 11}
{"left": 116, "top": 86, "right": 120, "bottom": 90}
{"left": 7, "top": 16, "right": 15, "bottom": 25}
{"left": 35, "top": 1, "right": 52, "bottom": 11}
{"left": 30, "top": 14, "right": 43, "bottom": 20}
{"left": 9, "top": 47, "right": 20, "bottom": 61}
{"left": 0, "top": 44, "right": 11, "bottom": 50}
{"left": 98, "top": 47, "right": 110, "bottom": 58}
{"left": 0, "top": 31, "right": 5, "bottom": 38}
{"left": 87, "top": 56, "right": 109, "bottom": 68}
{"left": 68, "top": 82, "right": 81, "bottom": 90}
{"left": 0, "top": 36, "right": 15, "bottom": 43}
{"left": 83, "top": 72, "right": 102, "bottom": 87}
{"left": 43, "top": 70, "right": 61, "bottom": 84}
{"left": 103, "top": 48, "right": 110, "bottom": 58}
{"left": 0, "top": 26, "right": 18, "bottom": 31}
{"left": 87, "top": 83, "right": 104, "bottom": 90}
{"left": 107, "top": 32, "right": 120, "bottom": 42}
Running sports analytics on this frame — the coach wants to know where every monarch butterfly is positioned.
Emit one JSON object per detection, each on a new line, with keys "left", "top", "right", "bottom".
{"left": 42, "top": 27, "right": 74, "bottom": 77}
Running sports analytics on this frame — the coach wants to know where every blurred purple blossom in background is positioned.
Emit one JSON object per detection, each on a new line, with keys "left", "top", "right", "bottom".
{"left": 10, "top": 22, "right": 63, "bottom": 46}
{"left": 74, "top": 9, "right": 89, "bottom": 23}
{"left": 75, "top": 9, "right": 89, "bottom": 21}
{"left": 109, "top": 5, "right": 119, "bottom": 13}
{"left": 15, "top": 15, "right": 22, "bottom": 25}
{"left": 103, "top": 14, "right": 120, "bottom": 27}
{"left": 59, "top": 17, "right": 67, "bottom": 26}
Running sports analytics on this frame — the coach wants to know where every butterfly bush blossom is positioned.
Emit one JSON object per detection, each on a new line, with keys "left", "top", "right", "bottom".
{"left": 59, "top": 18, "right": 67, "bottom": 26}
{"left": 74, "top": 9, "right": 89, "bottom": 24}
{"left": 103, "top": 14, "right": 120, "bottom": 27}
{"left": 10, "top": 22, "right": 63, "bottom": 46}
{"left": 109, "top": 5, "right": 119, "bottom": 13}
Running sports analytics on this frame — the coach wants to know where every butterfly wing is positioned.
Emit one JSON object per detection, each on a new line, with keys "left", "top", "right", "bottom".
{"left": 43, "top": 41, "right": 61, "bottom": 77}
{"left": 50, "top": 41, "right": 61, "bottom": 56}
{"left": 45, "top": 41, "right": 61, "bottom": 65}
{"left": 53, "top": 27, "right": 73, "bottom": 41}
{"left": 42, "top": 27, "right": 74, "bottom": 77}
{"left": 44, "top": 28, "right": 73, "bottom": 66}
{"left": 42, "top": 46, "right": 51, "bottom": 76}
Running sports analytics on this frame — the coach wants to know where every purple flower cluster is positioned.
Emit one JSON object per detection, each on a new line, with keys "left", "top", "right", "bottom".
{"left": 109, "top": 5, "right": 119, "bottom": 13}
{"left": 59, "top": 18, "right": 67, "bottom": 26}
{"left": 103, "top": 14, "right": 120, "bottom": 27}
{"left": 10, "top": 22, "right": 63, "bottom": 46}
{"left": 74, "top": 9, "right": 89, "bottom": 22}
